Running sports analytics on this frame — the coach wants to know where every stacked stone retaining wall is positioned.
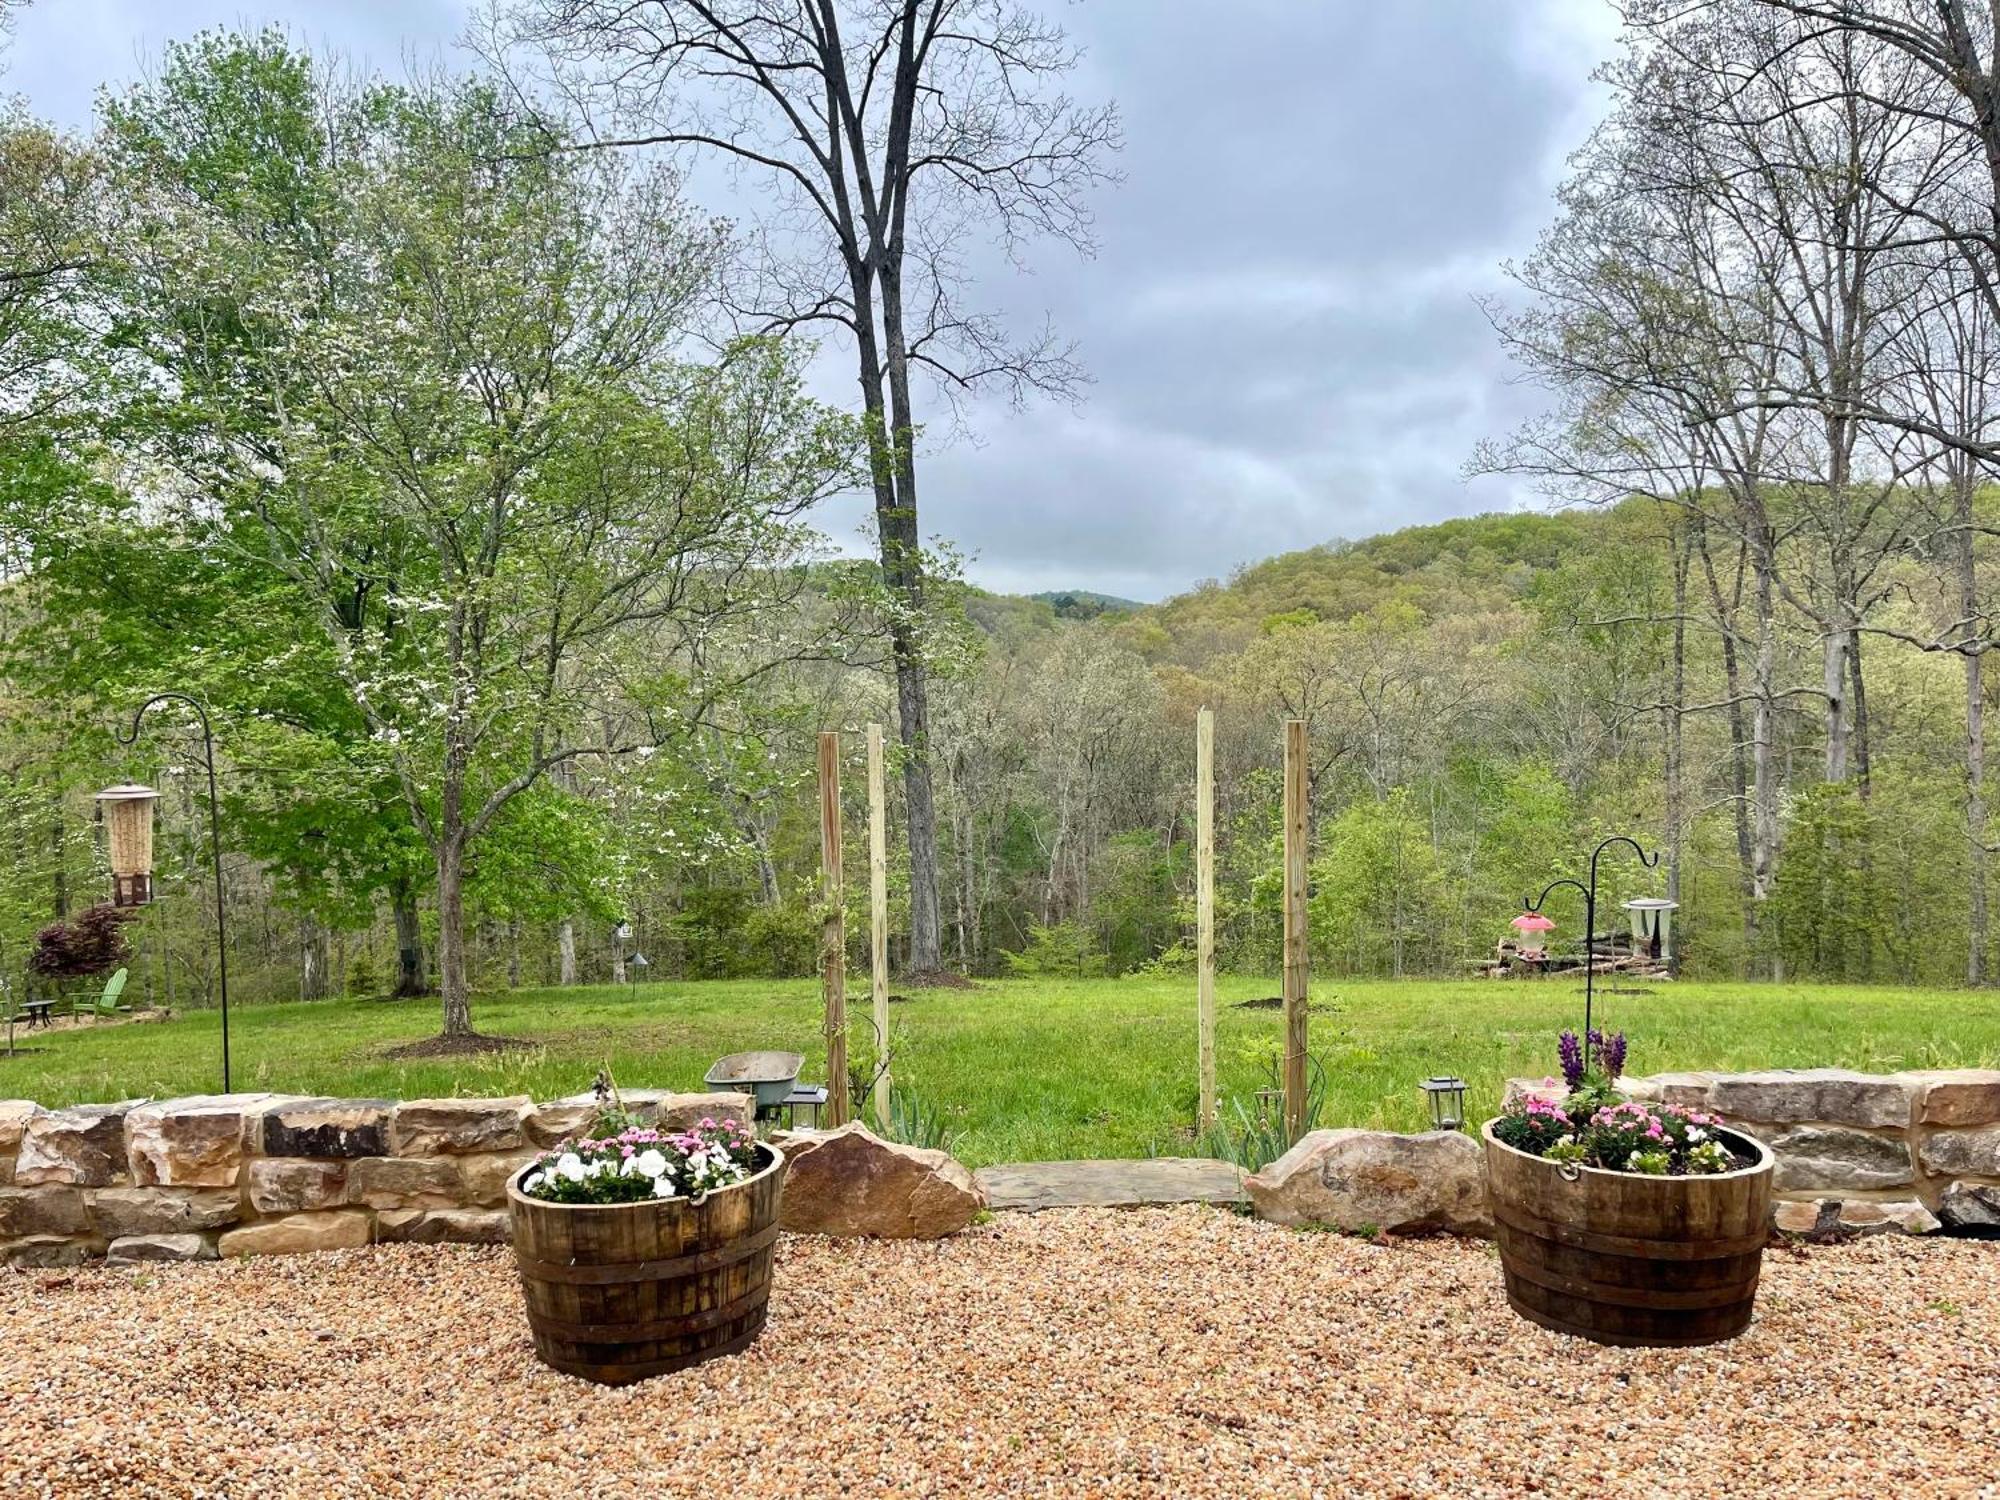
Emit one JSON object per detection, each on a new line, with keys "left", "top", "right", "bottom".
{"left": 0, "top": 1089, "right": 751, "bottom": 1267}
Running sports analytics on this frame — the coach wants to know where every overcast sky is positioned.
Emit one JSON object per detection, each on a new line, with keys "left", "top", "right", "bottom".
{"left": 7, "top": 0, "right": 1618, "bottom": 601}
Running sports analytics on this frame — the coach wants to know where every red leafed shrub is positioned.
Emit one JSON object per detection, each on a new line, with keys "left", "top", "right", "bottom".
{"left": 28, "top": 904, "right": 135, "bottom": 979}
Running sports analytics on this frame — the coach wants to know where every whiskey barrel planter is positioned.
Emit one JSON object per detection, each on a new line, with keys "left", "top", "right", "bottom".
{"left": 507, "top": 1143, "right": 785, "bottom": 1385}
{"left": 1481, "top": 1120, "right": 1774, "bottom": 1348}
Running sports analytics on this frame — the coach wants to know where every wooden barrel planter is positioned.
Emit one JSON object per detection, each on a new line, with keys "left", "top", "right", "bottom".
{"left": 507, "top": 1143, "right": 785, "bottom": 1385}
{"left": 1481, "top": 1120, "right": 1774, "bottom": 1348}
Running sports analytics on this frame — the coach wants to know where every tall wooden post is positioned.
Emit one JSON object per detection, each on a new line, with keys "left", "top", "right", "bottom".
{"left": 1196, "top": 707, "right": 1216, "bottom": 1131}
{"left": 819, "top": 731, "right": 850, "bottom": 1126}
{"left": 1282, "top": 718, "right": 1309, "bottom": 1141}
{"left": 867, "top": 723, "right": 892, "bottom": 1129}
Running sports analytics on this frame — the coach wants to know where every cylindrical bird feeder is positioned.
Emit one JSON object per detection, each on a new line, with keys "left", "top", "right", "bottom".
{"left": 95, "top": 783, "right": 161, "bottom": 907}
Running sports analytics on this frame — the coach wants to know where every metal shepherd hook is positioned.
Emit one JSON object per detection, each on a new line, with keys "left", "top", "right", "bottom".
{"left": 1522, "top": 835, "right": 1659, "bottom": 1074}
{"left": 119, "top": 693, "right": 231, "bottom": 1092}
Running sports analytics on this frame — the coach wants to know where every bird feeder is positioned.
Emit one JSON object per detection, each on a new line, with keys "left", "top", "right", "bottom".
{"left": 1420, "top": 1075, "right": 1468, "bottom": 1132}
{"left": 1510, "top": 911, "right": 1556, "bottom": 955}
{"left": 94, "top": 783, "right": 161, "bottom": 907}
{"left": 1622, "top": 897, "right": 1678, "bottom": 962}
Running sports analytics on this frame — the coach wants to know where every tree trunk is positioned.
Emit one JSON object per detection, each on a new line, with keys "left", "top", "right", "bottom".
{"left": 436, "top": 838, "right": 471, "bottom": 1037}
{"left": 300, "top": 916, "right": 329, "bottom": 1001}
{"left": 611, "top": 935, "right": 627, "bottom": 986}
{"left": 1961, "top": 468, "right": 1990, "bottom": 985}
{"left": 508, "top": 918, "right": 522, "bottom": 989}
{"left": 557, "top": 918, "right": 577, "bottom": 986}
{"left": 1750, "top": 527, "right": 1782, "bottom": 980}
{"left": 1666, "top": 528, "right": 1688, "bottom": 973}
{"left": 391, "top": 881, "right": 428, "bottom": 997}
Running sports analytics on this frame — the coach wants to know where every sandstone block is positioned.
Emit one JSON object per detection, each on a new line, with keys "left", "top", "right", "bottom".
{"left": 248, "top": 1159, "right": 348, "bottom": 1214}
{"left": 0, "top": 1101, "right": 38, "bottom": 1182}
{"left": 346, "top": 1156, "right": 463, "bottom": 1209}
{"left": 389, "top": 1098, "right": 531, "bottom": 1155}
{"left": 259, "top": 1098, "right": 393, "bottom": 1159}
{"left": 0, "top": 1185, "right": 88, "bottom": 1238}
{"left": 1245, "top": 1128, "right": 1492, "bottom": 1235}
{"left": 456, "top": 1151, "right": 535, "bottom": 1208}
{"left": 1708, "top": 1070, "right": 1914, "bottom": 1129}
{"left": 217, "top": 1211, "right": 371, "bottom": 1257}
{"left": 3, "top": 1235, "right": 96, "bottom": 1267}
{"left": 374, "top": 1208, "right": 510, "bottom": 1245}
{"left": 107, "top": 1233, "right": 215, "bottom": 1264}
{"left": 128, "top": 1095, "right": 276, "bottom": 1188}
{"left": 1919, "top": 1126, "right": 2000, "bottom": 1179}
{"left": 1914, "top": 1070, "right": 2000, "bottom": 1127}
{"left": 89, "top": 1187, "right": 240, "bottom": 1236}
{"left": 16, "top": 1103, "right": 139, "bottom": 1186}
{"left": 1750, "top": 1125, "right": 1914, "bottom": 1192}
{"left": 773, "top": 1122, "right": 983, "bottom": 1238}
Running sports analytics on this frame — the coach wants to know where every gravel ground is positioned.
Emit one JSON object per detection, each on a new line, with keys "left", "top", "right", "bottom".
{"left": 4, "top": 1209, "right": 1996, "bottom": 1499}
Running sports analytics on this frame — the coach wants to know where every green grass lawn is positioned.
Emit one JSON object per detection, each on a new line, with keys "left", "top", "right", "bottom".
{"left": 6, "top": 975, "right": 1997, "bottom": 1167}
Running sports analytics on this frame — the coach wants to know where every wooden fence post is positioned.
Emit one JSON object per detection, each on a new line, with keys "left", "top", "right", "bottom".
{"left": 1196, "top": 706, "right": 1216, "bottom": 1131}
{"left": 819, "top": 731, "right": 850, "bottom": 1127}
{"left": 867, "top": 722, "right": 892, "bottom": 1129}
{"left": 1282, "top": 718, "right": 1309, "bottom": 1141}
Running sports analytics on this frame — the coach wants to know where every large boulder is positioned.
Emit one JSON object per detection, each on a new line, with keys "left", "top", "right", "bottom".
{"left": 456, "top": 1151, "right": 536, "bottom": 1208}
{"left": 1748, "top": 1125, "right": 1914, "bottom": 1192}
{"left": 15, "top": 1102, "right": 140, "bottom": 1187}
{"left": 389, "top": 1098, "right": 532, "bottom": 1155}
{"left": 1245, "top": 1129, "right": 1492, "bottom": 1236}
{"left": 127, "top": 1095, "right": 277, "bottom": 1188}
{"left": 1918, "top": 1126, "right": 2000, "bottom": 1178}
{"left": 259, "top": 1098, "right": 393, "bottom": 1159}
{"left": 217, "top": 1211, "right": 371, "bottom": 1257}
{"left": 88, "top": 1187, "right": 241, "bottom": 1236}
{"left": 1708, "top": 1069, "right": 1915, "bottom": 1130}
{"left": 773, "top": 1122, "right": 983, "bottom": 1239}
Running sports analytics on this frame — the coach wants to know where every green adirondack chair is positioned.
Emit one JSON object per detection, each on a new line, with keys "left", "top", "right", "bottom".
{"left": 88, "top": 967, "right": 131, "bottom": 1020}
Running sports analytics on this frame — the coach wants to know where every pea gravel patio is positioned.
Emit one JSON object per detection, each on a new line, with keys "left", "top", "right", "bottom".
{"left": 5, "top": 1208, "right": 1995, "bottom": 1498}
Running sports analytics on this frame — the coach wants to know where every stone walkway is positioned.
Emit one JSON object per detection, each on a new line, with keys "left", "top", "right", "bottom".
{"left": 973, "top": 1156, "right": 1245, "bottom": 1211}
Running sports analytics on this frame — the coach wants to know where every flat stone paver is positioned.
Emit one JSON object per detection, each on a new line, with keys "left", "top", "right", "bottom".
{"left": 974, "top": 1156, "right": 1245, "bottom": 1211}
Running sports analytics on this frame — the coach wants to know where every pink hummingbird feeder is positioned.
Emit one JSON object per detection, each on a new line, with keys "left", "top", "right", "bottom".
{"left": 1510, "top": 911, "right": 1556, "bottom": 956}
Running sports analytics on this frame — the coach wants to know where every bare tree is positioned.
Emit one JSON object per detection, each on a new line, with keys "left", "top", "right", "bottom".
{"left": 491, "top": 0, "right": 1120, "bottom": 973}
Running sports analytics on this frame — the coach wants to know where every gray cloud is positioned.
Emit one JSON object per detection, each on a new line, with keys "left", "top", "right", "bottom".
{"left": 10, "top": 0, "right": 1616, "bottom": 601}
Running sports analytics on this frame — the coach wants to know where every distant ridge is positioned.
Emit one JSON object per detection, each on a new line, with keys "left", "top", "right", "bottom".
{"left": 1028, "top": 590, "right": 1141, "bottom": 619}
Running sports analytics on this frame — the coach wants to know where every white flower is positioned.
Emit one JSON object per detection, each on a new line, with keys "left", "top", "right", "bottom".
{"left": 522, "top": 1171, "right": 545, "bottom": 1192}
{"left": 635, "top": 1149, "right": 667, "bottom": 1178}
{"left": 556, "top": 1152, "right": 585, "bottom": 1182}
{"left": 651, "top": 1177, "right": 677, "bottom": 1199}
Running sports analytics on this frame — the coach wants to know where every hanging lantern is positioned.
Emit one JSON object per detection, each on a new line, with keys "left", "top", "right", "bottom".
{"left": 94, "top": 783, "right": 161, "bottom": 907}
{"left": 1420, "top": 1075, "right": 1469, "bottom": 1132}
{"left": 1623, "top": 897, "right": 1678, "bottom": 961}
{"left": 1510, "top": 911, "right": 1555, "bottom": 955}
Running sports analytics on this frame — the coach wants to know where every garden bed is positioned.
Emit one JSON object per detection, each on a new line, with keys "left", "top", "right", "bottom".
{"left": 6, "top": 1207, "right": 1994, "bottom": 1496}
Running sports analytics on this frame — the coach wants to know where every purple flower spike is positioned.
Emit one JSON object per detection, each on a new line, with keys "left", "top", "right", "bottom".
{"left": 1604, "top": 1030, "right": 1627, "bottom": 1079}
{"left": 1558, "top": 1029, "right": 1585, "bottom": 1089}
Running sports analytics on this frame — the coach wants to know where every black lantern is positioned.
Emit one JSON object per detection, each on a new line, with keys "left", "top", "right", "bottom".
{"left": 1420, "top": 1075, "right": 1468, "bottom": 1132}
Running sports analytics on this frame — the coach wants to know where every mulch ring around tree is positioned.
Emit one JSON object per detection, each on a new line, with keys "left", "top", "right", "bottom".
{"left": 893, "top": 968, "right": 977, "bottom": 992}
{"left": 381, "top": 1031, "right": 538, "bottom": 1060}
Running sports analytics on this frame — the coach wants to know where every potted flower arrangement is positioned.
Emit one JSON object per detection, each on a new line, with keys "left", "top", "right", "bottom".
{"left": 507, "top": 1113, "right": 785, "bottom": 1385}
{"left": 1481, "top": 1029, "right": 1775, "bottom": 1348}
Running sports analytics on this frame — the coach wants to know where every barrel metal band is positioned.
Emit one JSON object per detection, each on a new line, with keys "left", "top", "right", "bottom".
{"left": 1493, "top": 1200, "right": 1770, "bottom": 1260}
{"left": 527, "top": 1282, "right": 771, "bottom": 1342}
{"left": 1500, "top": 1253, "right": 1762, "bottom": 1311}
{"left": 514, "top": 1221, "right": 780, "bottom": 1285}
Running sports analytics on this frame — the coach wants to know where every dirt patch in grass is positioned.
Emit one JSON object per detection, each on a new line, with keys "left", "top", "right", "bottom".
{"left": 381, "top": 1031, "right": 537, "bottom": 1060}
{"left": 897, "top": 967, "right": 976, "bottom": 990}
